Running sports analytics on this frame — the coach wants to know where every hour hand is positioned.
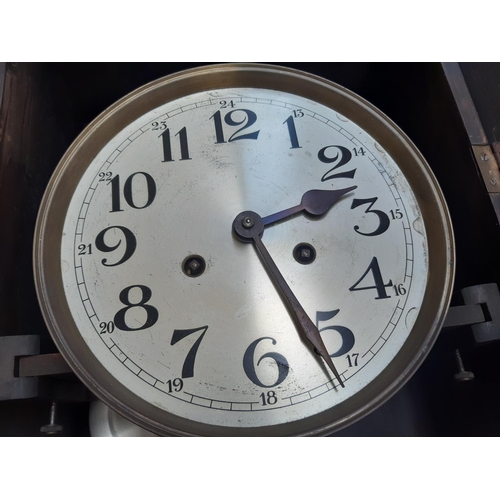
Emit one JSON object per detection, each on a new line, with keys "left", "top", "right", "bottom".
{"left": 262, "top": 186, "right": 356, "bottom": 226}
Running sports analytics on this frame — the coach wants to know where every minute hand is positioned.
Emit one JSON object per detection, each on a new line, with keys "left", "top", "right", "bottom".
{"left": 262, "top": 186, "right": 357, "bottom": 227}
{"left": 251, "top": 232, "right": 344, "bottom": 387}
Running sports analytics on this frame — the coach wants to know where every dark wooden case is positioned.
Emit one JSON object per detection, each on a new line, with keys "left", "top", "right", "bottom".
{"left": 1, "top": 62, "right": 500, "bottom": 436}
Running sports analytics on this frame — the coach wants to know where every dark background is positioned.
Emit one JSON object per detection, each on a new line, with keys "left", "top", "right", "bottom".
{"left": 1, "top": 62, "right": 499, "bottom": 436}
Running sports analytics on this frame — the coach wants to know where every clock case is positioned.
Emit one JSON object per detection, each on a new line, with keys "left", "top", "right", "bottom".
{"left": 1, "top": 63, "right": 500, "bottom": 436}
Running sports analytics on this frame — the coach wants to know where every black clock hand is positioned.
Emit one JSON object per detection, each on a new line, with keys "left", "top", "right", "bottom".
{"left": 233, "top": 193, "right": 353, "bottom": 387}
{"left": 262, "top": 186, "right": 357, "bottom": 227}
{"left": 233, "top": 212, "right": 343, "bottom": 385}
{"left": 233, "top": 187, "right": 355, "bottom": 385}
{"left": 252, "top": 230, "right": 344, "bottom": 387}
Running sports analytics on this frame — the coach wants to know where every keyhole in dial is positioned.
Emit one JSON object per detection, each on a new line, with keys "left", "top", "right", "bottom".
{"left": 182, "top": 255, "right": 206, "bottom": 277}
{"left": 293, "top": 243, "right": 316, "bottom": 265}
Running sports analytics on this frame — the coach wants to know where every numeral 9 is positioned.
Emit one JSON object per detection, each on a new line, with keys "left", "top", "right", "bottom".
{"left": 95, "top": 226, "right": 137, "bottom": 267}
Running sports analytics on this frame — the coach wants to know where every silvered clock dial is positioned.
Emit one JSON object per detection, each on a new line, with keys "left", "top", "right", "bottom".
{"left": 34, "top": 64, "right": 454, "bottom": 436}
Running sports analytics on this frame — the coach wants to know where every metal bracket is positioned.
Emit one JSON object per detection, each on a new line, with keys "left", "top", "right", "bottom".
{"left": 18, "top": 353, "right": 70, "bottom": 377}
{"left": 443, "top": 303, "right": 485, "bottom": 329}
{"left": 472, "top": 145, "right": 500, "bottom": 194}
{"left": 442, "top": 64, "right": 500, "bottom": 226}
{"left": 460, "top": 283, "right": 500, "bottom": 344}
{"left": 0, "top": 335, "right": 40, "bottom": 400}
{"left": 0, "top": 335, "right": 89, "bottom": 402}
{"left": 443, "top": 283, "right": 500, "bottom": 344}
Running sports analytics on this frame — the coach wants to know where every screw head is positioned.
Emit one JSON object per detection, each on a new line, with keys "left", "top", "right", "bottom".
{"left": 242, "top": 217, "right": 254, "bottom": 228}
{"left": 40, "top": 424, "right": 63, "bottom": 435}
{"left": 454, "top": 371, "right": 475, "bottom": 382}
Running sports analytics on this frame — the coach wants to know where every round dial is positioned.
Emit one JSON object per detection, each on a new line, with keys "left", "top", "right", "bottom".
{"left": 34, "top": 64, "right": 454, "bottom": 436}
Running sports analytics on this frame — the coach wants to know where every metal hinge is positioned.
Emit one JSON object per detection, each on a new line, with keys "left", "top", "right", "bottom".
{"left": 0, "top": 335, "right": 89, "bottom": 402}
{"left": 443, "top": 283, "right": 500, "bottom": 344}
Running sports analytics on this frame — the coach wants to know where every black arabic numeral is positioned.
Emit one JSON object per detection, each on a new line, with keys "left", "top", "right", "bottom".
{"left": 351, "top": 197, "right": 391, "bottom": 236}
{"left": 390, "top": 208, "right": 403, "bottom": 219}
{"left": 243, "top": 337, "right": 289, "bottom": 388}
{"left": 152, "top": 121, "right": 167, "bottom": 130}
{"left": 349, "top": 257, "right": 393, "bottom": 300}
{"left": 160, "top": 127, "right": 191, "bottom": 162}
{"left": 283, "top": 115, "right": 301, "bottom": 149}
{"left": 113, "top": 285, "right": 159, "bottom": 331}
{"left": 260, "top": 391, "right": 278, "bottom": 406}
{"left": 95, "top": 226, "right": 137, "bottom": 266}
{"left": 393, "top": 283, "right": 407, "bottom": 296}
{"left": 99, "top": 321, "right": 115, "bottom": 334}
{"left": 316, "top": 310, "right": 355, "bottom": 358}
{"left": 99, "top": 172, "right": 112, "bottom": 182}
{"left": 78, "top": 243, "right": 92, "bottom": 255}
{"left": 352, "top": 147, "right": 366, "bottom": 156}
{"left": 210, "top": 109, "right": 260, "bottom": 144}
{"left": 166, "top": 378, "right": 184, "bottom": 393}
{"left": 170, "top": 326, "right": 208, "bottom": 379}
{"left": 124, "top": 172, "right": 156, "bottom": 209}
{"left": 219, "top": 100, "right": 235, "bottom": 108}
{"left": 109, "top": 173, "right": 157, "bottom": 212}
{"left": 346, "top": 353, "right": 359, "bottom": 367}
{"left": 318, "top": 145, "right": 356, "bottom": 181}
{"left": 223, "top": 109, "right": 260, "bottom": 141}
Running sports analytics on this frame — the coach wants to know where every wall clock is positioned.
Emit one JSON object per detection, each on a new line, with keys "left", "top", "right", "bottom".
{"left": 33, "top": 63, "right": 454, "bottom": 436}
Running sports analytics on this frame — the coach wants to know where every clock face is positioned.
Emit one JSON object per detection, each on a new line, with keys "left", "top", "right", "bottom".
{"left": 34, "top": 65, "right": 454, "bottom": 436}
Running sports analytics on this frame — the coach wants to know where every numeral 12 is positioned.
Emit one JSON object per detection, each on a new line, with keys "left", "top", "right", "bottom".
{"left": 210, "top": 109, "right": 260, "bottom": 143}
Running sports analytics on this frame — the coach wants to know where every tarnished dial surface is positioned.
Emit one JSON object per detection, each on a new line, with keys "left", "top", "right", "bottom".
{"left": 34, "top": 65, "right": 454, "bottom": 436}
